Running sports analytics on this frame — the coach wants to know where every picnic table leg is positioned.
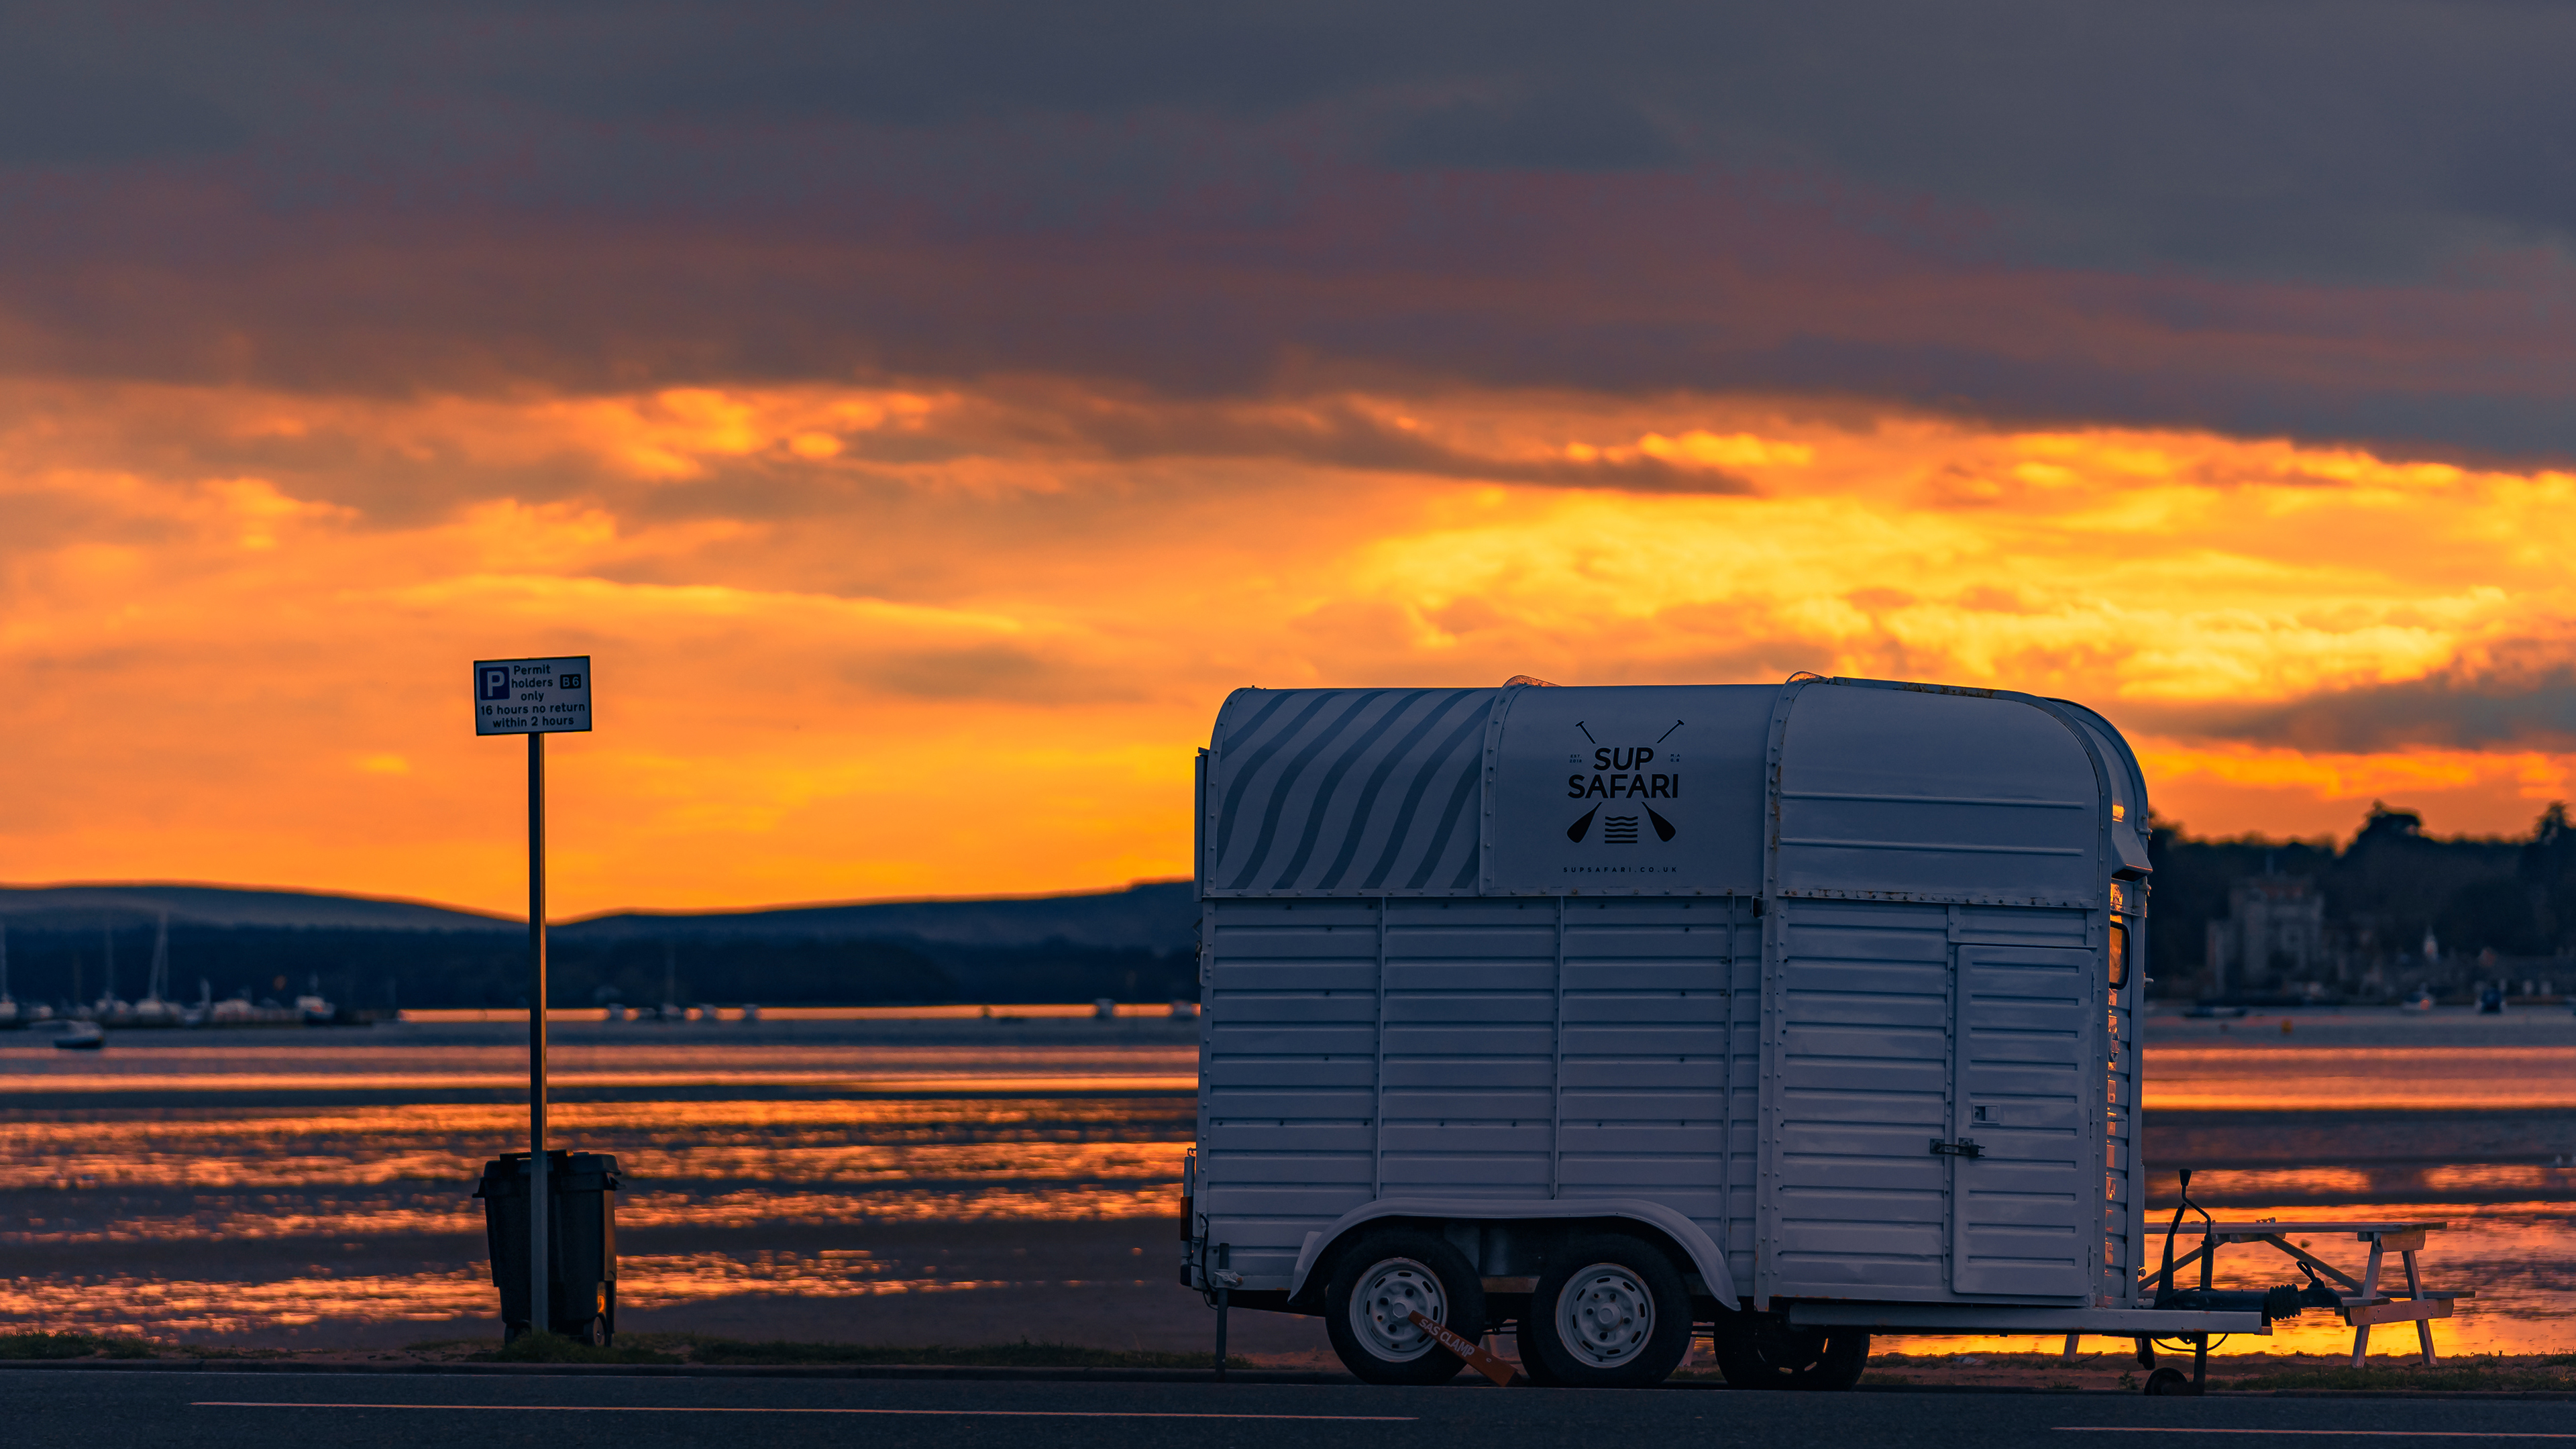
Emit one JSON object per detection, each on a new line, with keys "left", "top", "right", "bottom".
{"left": 2403, "top": 1250, "right": 2435, "bottom": 1367}
{"left": 2061, "top": 1333, "right": 2080, "bottom": 1364}
{"left": 2351, "top": 1238, "right": 2384, "bottom": 1368}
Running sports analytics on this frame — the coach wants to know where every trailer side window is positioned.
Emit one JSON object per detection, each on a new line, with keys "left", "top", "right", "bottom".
{"left": 2107, "top": 920, "right": 2129, "bottom": 989}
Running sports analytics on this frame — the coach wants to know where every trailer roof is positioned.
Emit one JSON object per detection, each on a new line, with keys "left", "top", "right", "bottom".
{"left": 1200, "top": 678, "right": 2149, "bottom": 902}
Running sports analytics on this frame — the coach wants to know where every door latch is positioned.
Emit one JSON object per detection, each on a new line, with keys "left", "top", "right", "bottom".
{"left": 1929, "top": 1138, "right": 1984, "bottom": 1158}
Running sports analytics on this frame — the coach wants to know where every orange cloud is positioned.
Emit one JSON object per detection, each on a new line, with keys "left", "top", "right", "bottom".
{"left": 1, "top": 377, "right": 2571, "bottom": 915}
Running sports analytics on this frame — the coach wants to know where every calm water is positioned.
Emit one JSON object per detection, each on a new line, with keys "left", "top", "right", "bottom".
{"left": 0, "top": 1011, "right": 2570, "bottom": 1356}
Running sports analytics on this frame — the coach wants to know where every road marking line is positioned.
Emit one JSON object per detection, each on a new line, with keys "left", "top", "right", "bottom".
{"left": 194, "top": 1402, "right": 1413, "bottom": 1421}
{"left": 2059, "top": 1430, "right": 2576, "bottom": 1439}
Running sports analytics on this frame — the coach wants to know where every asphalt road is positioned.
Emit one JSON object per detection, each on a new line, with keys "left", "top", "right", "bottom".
{"left": 5, "top": 1370, "right": 2569, "bottom": 1449}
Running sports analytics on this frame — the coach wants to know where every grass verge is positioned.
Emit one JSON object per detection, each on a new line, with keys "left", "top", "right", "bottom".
{"left": 427, "top": 1334, "right": 1254, "bottom": 1370}
{"left": 2217, "top": 1356, "right": 2576, "bottom": 1393}
{"left": 467, "top": 1331, "right": 686, "bottom": 1365}
{"left": 681, "top": 1338, "right": 1250, "bottom": 1369}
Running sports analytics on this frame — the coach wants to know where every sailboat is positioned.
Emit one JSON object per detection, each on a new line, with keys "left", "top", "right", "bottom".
{"left": 93, "top": 915, "right": 129, "bottom": 1022}
{"left": 295, "top": 972, "right": 337, "bottom": 1026}
{"left": 130, "top": 913, "right": 183, "bottom": 1026}
{"left": 46, "top": 922, "right": 103, "bottom": 1044}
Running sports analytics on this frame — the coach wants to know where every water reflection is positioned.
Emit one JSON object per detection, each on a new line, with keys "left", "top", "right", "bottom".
{"left": 0, "top": 1251, "right": 1172, "bottom": 1338}
{"left": 0, "top": 1185, "right": 1180, "bottom": 1246}
{"left": 0, "top": 1041, "right": 1198, "bottom": 1081}
{"left": 0, "top": 1095, "right": 1191, "bottom": 1193}
{"left": 0, "top": 1138, "right": 1186, "bottom": 1191}
{"left": 3, "top": 1029, "right": 2571, "bottom": 1351}
{"left": 2147, "top": 1046, "right": 2576, "bottom": 1112}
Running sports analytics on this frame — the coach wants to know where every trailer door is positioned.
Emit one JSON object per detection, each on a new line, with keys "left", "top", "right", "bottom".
{"left": 1949, "top": 944, "right": 2093, "bottom": 1298}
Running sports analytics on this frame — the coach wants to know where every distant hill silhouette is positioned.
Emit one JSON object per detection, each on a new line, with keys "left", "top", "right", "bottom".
{"left": 0, "top": 880, "right": 1196, "bottom": 1009}
{"left": 563, "top": 880, "right": 1195, "bottom": 950}
{"left": 0, "top": 882, "right": 511, "bottom": 932}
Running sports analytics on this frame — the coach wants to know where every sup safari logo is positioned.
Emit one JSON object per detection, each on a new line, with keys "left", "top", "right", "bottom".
{"left": 1564, "top": 718, "right": 1682, "bottom": 845}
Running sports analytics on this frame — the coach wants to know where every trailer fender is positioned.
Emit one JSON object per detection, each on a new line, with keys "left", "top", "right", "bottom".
{"left": 1286, "top": 1197, "right": 1741, "bottom": 1311}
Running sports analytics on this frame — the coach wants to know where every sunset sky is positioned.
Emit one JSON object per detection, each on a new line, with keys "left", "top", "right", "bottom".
{"left": 5, "top": 3, "right": 2575, "bottom": 917}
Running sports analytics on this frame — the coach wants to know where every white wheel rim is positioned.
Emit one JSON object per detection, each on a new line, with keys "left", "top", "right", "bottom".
{"left": 1350, "top": 1256, "right": 1448, "bottom": 1361}
{"left": 1556, "top": 1263, "right": 1654, "bottom": 1368}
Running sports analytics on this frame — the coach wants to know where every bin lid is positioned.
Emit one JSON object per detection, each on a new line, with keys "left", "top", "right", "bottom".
{"left": 472, "top": 1150, "right": 623, "bottom": 1196}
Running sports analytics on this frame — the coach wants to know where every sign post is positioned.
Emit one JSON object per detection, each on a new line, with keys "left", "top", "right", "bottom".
{"left": 473, "top": 655, "right": 592, "bottom": 1338}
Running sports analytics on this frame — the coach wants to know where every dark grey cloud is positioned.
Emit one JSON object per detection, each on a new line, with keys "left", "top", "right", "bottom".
{"left": 17, "top": 1, "right": 2571, "bottom": 268}
{"left": 855, "top": 645, "right": 1140, "bottom": 702}
{"left": 1376, "top": 89, "right": 1682, "bottom": 172}
{"left": 455, "top": 1, "right": 2576, "bottom": 279}
{"left": 553, "top": 4, "right": 1436, "bottom": 126}
{"left": 0, "top": 11, "right": 245, "bottom": 166}
{"left": 1006, "top": 392, "right": 1754, "bottom": 492}
{"left": 2130, "top": 649, "right": 2576, "bottom": 753}
{"left": 1, "top": 2, "right": 2575, "bottom": 458}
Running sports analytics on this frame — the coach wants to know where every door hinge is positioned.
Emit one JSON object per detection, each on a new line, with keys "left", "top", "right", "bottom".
{"left": 1929, "top": 1138, "right": 1984, "bottom": 1159}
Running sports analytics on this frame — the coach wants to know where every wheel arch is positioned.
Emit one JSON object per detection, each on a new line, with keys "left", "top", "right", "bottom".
{"left": 1285, "top": 1197, "right": 1741, "bottom": 1312}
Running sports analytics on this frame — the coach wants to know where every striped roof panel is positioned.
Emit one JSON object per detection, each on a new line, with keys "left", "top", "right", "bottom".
{"left": 1203, "top": 687, "right": 1497, "bottom": 896}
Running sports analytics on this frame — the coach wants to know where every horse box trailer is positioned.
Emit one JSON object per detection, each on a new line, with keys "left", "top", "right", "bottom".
{"left": 1179, "top": 674, "right": 2259, "bottom": 1389}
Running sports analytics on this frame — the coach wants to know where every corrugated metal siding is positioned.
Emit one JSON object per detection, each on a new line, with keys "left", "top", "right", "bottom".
{"left": 1197, "top": 896, "right": 1751, "bottom": 1295}
{"left": 1951, "top": 943, "right": 2094, "bottom": 1299}
{"left": 1760, "top": 900, "right": 1955, "bottom": 1302}
{"left": 1554, "top": 898, "right": 1752, "bottom": 1282}
{"left": 1758, "top": 899, "right": 2096, "bottom": 1305}
{"left": 2106, "top": 889, "right": 2143, "bottom": 1306}
{"left": 1380, "top": 901, "right": 1561, "bottom": 1197}
{"left": 1773, "top": 684, "right": 2101, "bottom": 907}
{"left": 1197, "top": 900, "right": 1383, "bottom": 1290}
{"left": 1204, "top": 688, "right": 1496, "bottom": 897}
{"left": 2106, "top": 979, "right": 2135, "bottom": 1305}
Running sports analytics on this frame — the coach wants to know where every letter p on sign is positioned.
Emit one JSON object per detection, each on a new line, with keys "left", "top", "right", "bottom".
{"left": 478, "top": 667, "right": 512, "bottom": 701}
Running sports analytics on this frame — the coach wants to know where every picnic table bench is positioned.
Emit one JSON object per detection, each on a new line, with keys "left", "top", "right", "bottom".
{"left": 2140, "top": 1219, "right": 2467, "bottom": 1366}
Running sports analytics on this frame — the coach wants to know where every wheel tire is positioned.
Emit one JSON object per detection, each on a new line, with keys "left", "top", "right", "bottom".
{"left": 1710, "top": 1313, "right": 1870, "bottom": 1391}
{"left": 2142, "top": 1366, "right": 2199, "bottom": 1396}
{"left": 1322, "top": 1230, "right": 1486, "bottom": 1385}
{"left": 1522, "top": 1236, "right": 1694, "bottom": 1389}
{"left": 585, "top": 1314, "right": 610, "bottom": 1348}
{"left": 1512, "top": 1320, "right": 1561, "bottom": 1387}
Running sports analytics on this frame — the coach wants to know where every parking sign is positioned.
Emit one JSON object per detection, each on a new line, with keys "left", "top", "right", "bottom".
{"left": 471, "top": 655, "right": 592, "bottom": 735}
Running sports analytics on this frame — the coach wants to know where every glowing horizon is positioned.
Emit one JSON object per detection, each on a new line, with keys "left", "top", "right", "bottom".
{"left": 1, "top": 377, "right": 2569, "bottom": 917}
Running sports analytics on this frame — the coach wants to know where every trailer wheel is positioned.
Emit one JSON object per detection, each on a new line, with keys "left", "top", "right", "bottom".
{"left": 1709, "top": 1313, "right": 1869, "bottom": 1391}
{"left": 1511, "top": 1322, "right": 1561, "bottom": 1387}
{"left": 1521, "top": 1236, "right": 1693, "bottom": 1388}
{"left": 2142, "top": 1366, "right": 2198, "bottom": 1396}
{"left": 1322, "top": 1230, "right": 1487, "bottom": 1385}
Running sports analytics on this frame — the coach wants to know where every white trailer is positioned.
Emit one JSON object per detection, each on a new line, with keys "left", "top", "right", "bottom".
{"left": 1179, "top": 674, "right": 2262, "bottom": 1389}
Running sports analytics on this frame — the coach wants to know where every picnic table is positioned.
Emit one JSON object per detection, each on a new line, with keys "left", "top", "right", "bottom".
{"left": 2139, "top": 1219, "right": 2466, "bottom": 1366}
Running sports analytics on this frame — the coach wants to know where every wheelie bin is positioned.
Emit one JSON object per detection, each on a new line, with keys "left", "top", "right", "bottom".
{"left": 474, "top": 1150, "right": 621, "bottom": 1343}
